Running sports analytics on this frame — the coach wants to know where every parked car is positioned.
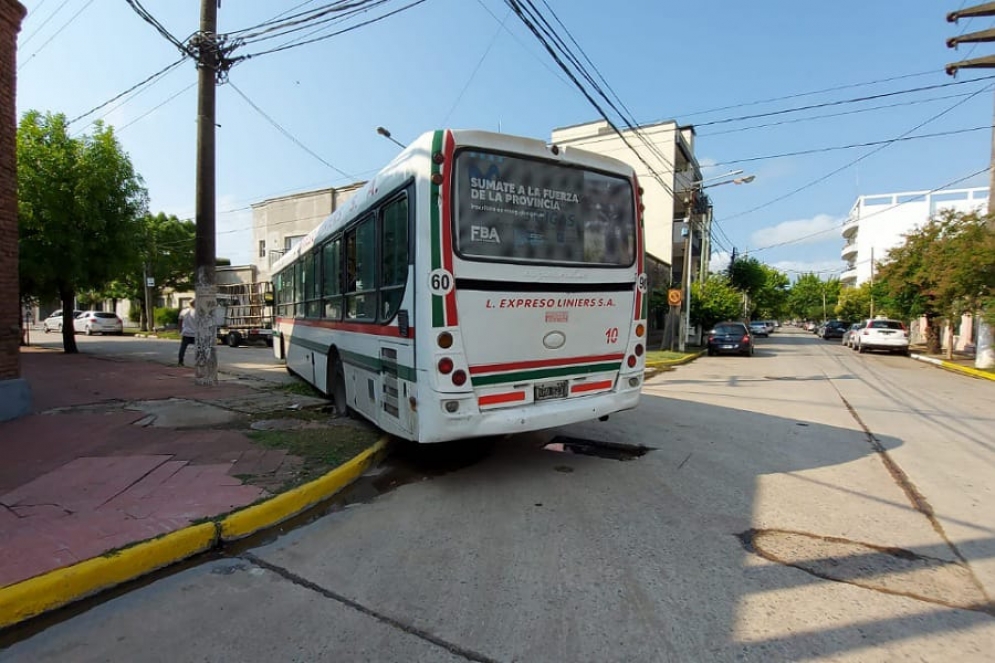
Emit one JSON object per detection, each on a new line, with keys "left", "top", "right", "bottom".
{"left": 853, "top": 318, "right": 910, "bottom": 355}
{"left": 748, "top": 321, "right": 769, "bottom": 337}
{"left": 42, "top": 309, "right": 83, "bottom": 333}
{"left": 842, "top": 323, "right": 862, "bottom": 348}
{"left": 821, "top": 320, "right": 850, "bottom": 340}
{"left": 706, "top": 321, "right": 754, "bottom": 356}
{"left": 73, "top": 311, "right": 124, "bottom": 335}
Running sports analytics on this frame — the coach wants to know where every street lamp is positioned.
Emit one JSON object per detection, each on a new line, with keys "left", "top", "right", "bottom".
{"left": 678, "top": 171, "right": 756, "bottom": 351}
{"left": 376, "top": 126, "right": 406, "bottom": 149}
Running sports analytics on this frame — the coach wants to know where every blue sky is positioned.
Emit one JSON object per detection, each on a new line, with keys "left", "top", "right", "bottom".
{"left": 15, "top": 0, "right": 994, "bottom": 275}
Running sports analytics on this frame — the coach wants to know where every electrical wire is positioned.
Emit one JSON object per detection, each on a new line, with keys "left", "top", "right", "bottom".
{"left": 228, "top": 82, "right": 356, "bottom": 180}
{"left": 124, "top": 0, "right": 189, "bottom": 52}
{"left": 117, "top": 82, "right": 197, "bottom": 133}
{"left": 712, "top": 124, "right": 994, "bottom": 167}
{"left": 472, "top": 0, "right": 571, "bottom": 89}
{"left": 67, "top": 57, "right": 187, "bottom": 125}
{"left": 233, "top": 1, "right": 393, "bottom": 44}
{"left": 18, "top": 0, "right": 69, "bottom": 48}
{"left": 440, "top": 8, "right": 510, "bottom": 126}
{"left": 17, "top": 0, "right": 95, "bottom": 72}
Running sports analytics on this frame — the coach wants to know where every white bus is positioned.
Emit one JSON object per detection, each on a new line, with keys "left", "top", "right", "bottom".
{"left": 271, "top": 129, "right": 647, "bottom": 443}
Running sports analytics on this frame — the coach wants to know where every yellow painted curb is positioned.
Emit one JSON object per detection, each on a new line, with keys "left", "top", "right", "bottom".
{"left": 0, "top": 522, "right": 217, "bottom": 630}
{"left": 219, "top": 436, "right": 390, "bottom": 541}
{"left": 938, "top": 361, "right": 995, "bottom": 381}
{"left": 645, "top": 350, "right": 705, "bottom": 369}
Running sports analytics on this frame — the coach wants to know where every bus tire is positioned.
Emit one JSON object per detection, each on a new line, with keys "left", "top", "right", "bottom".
{"left": 227, "top": 331, "right": 242, "bottom": 347}
{"left": 331, "top": 357, "right": 348, "bottom": 418}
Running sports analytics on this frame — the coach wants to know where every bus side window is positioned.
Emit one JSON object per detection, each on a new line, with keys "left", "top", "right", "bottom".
{"left": 322, "top": 237, "right": 342, "bottom": 320}
{"left": 305, "top": 251, "right": 321, "bottom": 318}
{"left": 345, "top": 215, "right": 376, "bottom": 320}
{"left": 380, "top": 195, "right": 408, "bottom": 321}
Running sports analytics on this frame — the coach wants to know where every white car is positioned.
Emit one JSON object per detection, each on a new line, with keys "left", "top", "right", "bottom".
{"left": 854, "top": 318, "right": 910, "bottom": 355}
{"left": 42, "top": 309, "right": 83, "bottom": 333}
{"left": 73, "top": 310, "right": 124, "bottom": 335}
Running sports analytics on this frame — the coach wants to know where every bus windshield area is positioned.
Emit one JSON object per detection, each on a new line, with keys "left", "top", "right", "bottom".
{"left": 454, "top": 150, "right": 635, "bottom": 266}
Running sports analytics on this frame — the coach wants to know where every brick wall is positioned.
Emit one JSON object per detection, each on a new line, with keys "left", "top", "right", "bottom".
{"left": 0, "top": 1, "right": 25, "bottom": 380}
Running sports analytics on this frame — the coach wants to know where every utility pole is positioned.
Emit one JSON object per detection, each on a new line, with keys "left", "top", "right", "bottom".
{"left": 947, "top": 3, "right": 995, "bottom": 368}
{"left": 869, "top": 247, "right": 875, "bottom": 319}
{"left": 678, "top": 190, "right": 695, "bottom": 352}
{"left": 192, "top": 0, "right": 220, "bottom": 384}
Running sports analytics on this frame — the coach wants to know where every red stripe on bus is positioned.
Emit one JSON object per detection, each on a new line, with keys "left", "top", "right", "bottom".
{"left": 441, "top": 130, "right": 458, "bottom": 326}
{"left": 478, "top": 391, "right": 526, "bottom": 406}
{"left": 633, "top": 173, "right": 644, "bottom": 321}
{"left": 469, "top": 353, "right": 624, "bottom": 375}
{"left": 570, "top": 379, "right": 614, "bottom": 394}
{"left": 275, "top": 317, "right": 414, "bottom": 339}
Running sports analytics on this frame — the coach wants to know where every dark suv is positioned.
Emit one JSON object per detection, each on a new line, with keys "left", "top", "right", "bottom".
{"left": 821, "top": 320, "right": 850, "bottom": 340}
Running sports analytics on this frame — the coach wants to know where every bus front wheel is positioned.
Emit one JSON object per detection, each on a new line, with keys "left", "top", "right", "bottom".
{"left": 331, "top": 357, "right": 348, "bottom": 417}
{"left": 227, "top": 331, "right": 242, "bottom": 347}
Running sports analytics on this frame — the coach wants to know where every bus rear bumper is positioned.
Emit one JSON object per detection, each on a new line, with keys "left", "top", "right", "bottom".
{"left": 417, "top": 381, "right": 642, "bottom": 444}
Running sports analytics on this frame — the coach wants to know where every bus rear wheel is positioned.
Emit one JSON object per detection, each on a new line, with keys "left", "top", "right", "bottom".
{"left": 331, "top": 357, "right": 348, "bottom": 417}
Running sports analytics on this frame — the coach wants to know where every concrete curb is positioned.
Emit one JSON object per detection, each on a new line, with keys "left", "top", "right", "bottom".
{"left": 0, "top": 436, "right": 391, "bottom": 630}
{"left": 910, "top": 354, "right": 995, "bottom": 381}
{"left": 645, "top": 350, "right": 705, "bottom": 369}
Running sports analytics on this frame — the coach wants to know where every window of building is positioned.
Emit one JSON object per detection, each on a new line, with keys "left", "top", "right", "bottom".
{"left": 258, "top": 239, "right": 266, "bottom": 258}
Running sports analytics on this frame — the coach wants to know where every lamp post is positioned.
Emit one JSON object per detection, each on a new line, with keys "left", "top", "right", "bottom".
{"left": 376, "top": 126, "right": 406, "bottom": 149}
{"left": 678, "top": 171, "right": 756, "bottom": 351}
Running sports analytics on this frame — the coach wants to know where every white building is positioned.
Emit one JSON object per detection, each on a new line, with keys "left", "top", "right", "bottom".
{"left": 841, "top": 186, "right": 989, "bottom": 287}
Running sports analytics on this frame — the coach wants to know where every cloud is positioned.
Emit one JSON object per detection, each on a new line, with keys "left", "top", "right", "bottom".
{"left": 710, "top": 250, "right": 731, "bottom": 273}
{"left": 749, "top": 213, "right": 843, "bottom": 249}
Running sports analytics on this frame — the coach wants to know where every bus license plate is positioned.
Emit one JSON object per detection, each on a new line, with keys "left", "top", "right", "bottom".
{"left": 535, "top": 380, "right": 568, "bottom": 401}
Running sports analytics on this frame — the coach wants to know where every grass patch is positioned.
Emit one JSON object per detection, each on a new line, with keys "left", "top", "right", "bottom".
{"left": 279, "top": 378, "right": 325, "bottom": 399}
{"left": 247, "top": 424, "right": 380, "bottom": 488}
{"left": 645, "top": 349, "right": 698, "bottom": 363}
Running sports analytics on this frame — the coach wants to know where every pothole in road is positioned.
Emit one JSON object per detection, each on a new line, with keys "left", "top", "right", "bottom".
{"left": 543, "top": 436, "right": 652, "bottom": 461}
{"left": 738, "top": 528, "right": 993, "bottom": 614}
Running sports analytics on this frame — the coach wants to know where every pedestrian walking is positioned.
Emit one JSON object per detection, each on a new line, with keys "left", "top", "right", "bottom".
{"left": 178, "top": 299, "right": 196, "bottom": 366}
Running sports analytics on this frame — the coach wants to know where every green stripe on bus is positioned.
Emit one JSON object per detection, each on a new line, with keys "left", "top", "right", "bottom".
{"left": 430, "top": 130, "right": 445, "bottom": 327}
{"left": 289, "top": 340, "right": 417, "bottom": 383}
{"left": 470, "top": 362, "right": 622, "bottom": 387}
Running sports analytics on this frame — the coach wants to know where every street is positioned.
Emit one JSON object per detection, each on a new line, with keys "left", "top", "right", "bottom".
{"left": 3, "top": 329, "right": 994, "bottom": 662}
{"left": 23, "top": 330, "right": 294, "bottom": 387}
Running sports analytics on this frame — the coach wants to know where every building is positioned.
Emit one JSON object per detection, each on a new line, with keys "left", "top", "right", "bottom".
{"left": 1, "top": 0, "right": 27, "bottom": 422}
{"left": 841, "top": 186, "right": 988, "bottom": 287}
{"left": 250, "top": 183, "right": 363, "bottom": 283}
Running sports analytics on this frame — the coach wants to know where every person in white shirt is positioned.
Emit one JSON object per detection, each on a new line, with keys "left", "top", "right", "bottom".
{"left": 177, "top": 299, "right": 197, "bottom": 366}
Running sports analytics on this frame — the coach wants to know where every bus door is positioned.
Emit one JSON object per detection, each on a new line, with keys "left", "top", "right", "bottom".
{"left": 378, "top": 341, "right": 412, "bottom": 435}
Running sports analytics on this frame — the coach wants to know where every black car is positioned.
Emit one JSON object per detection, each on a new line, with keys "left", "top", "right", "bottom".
{"left": 821, "top": 320, "right": 850, "bottom": 340}
{"left": 706, "top": 321, "right": 754, "bottom": 356}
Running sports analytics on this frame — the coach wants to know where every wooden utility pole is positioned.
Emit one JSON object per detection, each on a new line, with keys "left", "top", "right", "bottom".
{"left": 192, "top": 0, "right": 219, "bottom": 384}
{"left": 946, "top": 3, "right": 995, "bottom": 368}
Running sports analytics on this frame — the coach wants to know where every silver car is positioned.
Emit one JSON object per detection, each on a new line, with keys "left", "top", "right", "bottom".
{"left": 73, "top": 311, "right": 124, "bottom": 335}
{"left": 42, "top": 309, "right": 83, "bottom": 333}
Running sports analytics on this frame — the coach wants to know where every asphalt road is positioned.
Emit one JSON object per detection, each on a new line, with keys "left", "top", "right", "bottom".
{"left": 5, "top": 329, "right": 995, "bottom": 662}
{"left": 24, "top": 328, "right": 295, "bottom": 386}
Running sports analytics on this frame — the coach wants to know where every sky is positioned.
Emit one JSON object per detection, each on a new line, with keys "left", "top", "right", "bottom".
{"left": 14, "top": 0, "right": 995, "bottom": 277}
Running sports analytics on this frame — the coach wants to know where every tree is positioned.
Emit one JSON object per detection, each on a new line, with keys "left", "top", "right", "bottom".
{"left": 835, "top": 282, "right": 874, "bottom": 322}
{"left": 727, "top": 256, "right": 766, "bottom": 316}
{"left": 18, "top": 111, "right": 148, "bottom": 353}
{"left": 787, "top": 273, "right": 839, "bottom": 322}
{"left": 690, "top": 275, "right": 743, "bottom": 331}
{"left": 752, "top": 264, "right": 790, "bottom": 320}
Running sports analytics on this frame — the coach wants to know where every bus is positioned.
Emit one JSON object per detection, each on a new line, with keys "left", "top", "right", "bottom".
{"left": 271, "top": 129, "right": 647, "bottom": 443}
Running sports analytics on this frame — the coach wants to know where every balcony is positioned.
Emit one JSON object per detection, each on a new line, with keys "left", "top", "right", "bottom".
{"left": 842, "top": 217, "right": 859, "bottom": 240}
{"left": 840, "top": 268, "right": 858, "bottom": 286}
{"left": 841, "top": 242, "right": 858, "bottom": 260}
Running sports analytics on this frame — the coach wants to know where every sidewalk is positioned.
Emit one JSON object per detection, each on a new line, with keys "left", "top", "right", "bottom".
{"left": 0, "top": 347, "right": 383, "bottom": 624}
{"left": 909, "top": 348, "right": 995, "bottom": 382}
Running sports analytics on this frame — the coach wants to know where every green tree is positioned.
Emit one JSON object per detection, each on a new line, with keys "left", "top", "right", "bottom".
{"left": 727, "top": 256, "right": 766, "bottom": 316}
{"left": 18, "top": 111, "right": 148, "bottom": 352}
{"left": 835, "top": 282, "right": 873, "bottom": 322}
{"left": 690, "top": 275, "right": 743, "bottom": 331}
{"left": 752, "top": 264, "right": 790, "bottom": 320}
{"left": 787, "top": 273, "right": 838, "bottom": 322}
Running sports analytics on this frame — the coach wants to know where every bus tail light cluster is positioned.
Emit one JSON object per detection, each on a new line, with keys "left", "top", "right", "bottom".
{"left": 437, "top": 332, "right": 467, "bottom": 387}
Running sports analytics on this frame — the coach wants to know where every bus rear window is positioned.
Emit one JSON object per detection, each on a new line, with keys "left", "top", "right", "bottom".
{"left": 454, "top": 151, "right": 635, "bottom": 266}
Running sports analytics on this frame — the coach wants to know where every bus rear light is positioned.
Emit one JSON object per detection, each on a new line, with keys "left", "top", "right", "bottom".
{"left": 431, "top": 173, "right": 444, "bottom": 185}
{"left": 438, "top": 357, "right": 454, "bottom": 374}
{"left": 432, "top": 151, "right": 445, "bottom": 164}
{"left": 444, "top": 400, "right": 459, "bottom": 413}
{"left": 635, "top": 344, "right": 644, "bottom": 357}
{"left": 452, "top": 369, "right": 467, "bottom": 386}
{"left": 437, "top": 331, "right": 453, "bottom": 349}
{"left": 627, "top": 355, "right": 637, "bottom": 368}
{"left": 635, "top": 323, "right": 645, "bottom": 337}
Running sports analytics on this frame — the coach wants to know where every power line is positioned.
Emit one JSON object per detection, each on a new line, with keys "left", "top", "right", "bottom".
{"left": 472, "top": 0, "right": 571, "bottom": 89}
{"left": 713, "top": 124, "right": 994, "bottom": 167}
{"left": 124, "top": 0, "right": 190, "bottom": 53}
{"left": 232, "top": 0, "right": 393, "bottom": 44}
{"left": 17, "top": 0, "right": 95, "bottom": 72}
{"left": 67, "top": 58, "right": 187, "bottom": 125}
{"left": 440, "top": 8, "right": 510, "bottom": 126}
{"left": 742, "top": 166, "right": 990, "bottom": 254}
{"left": 117, "top": 82, "right": 197, "bottom": 133}
{"left": 228, "top": 82, "right": 356, "bottom": 180}
{"left": 18, "top": 0, "right": 69, "bottom": 48}
{"left": 718, "top": 82, "right": 994, "bottom": 225}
